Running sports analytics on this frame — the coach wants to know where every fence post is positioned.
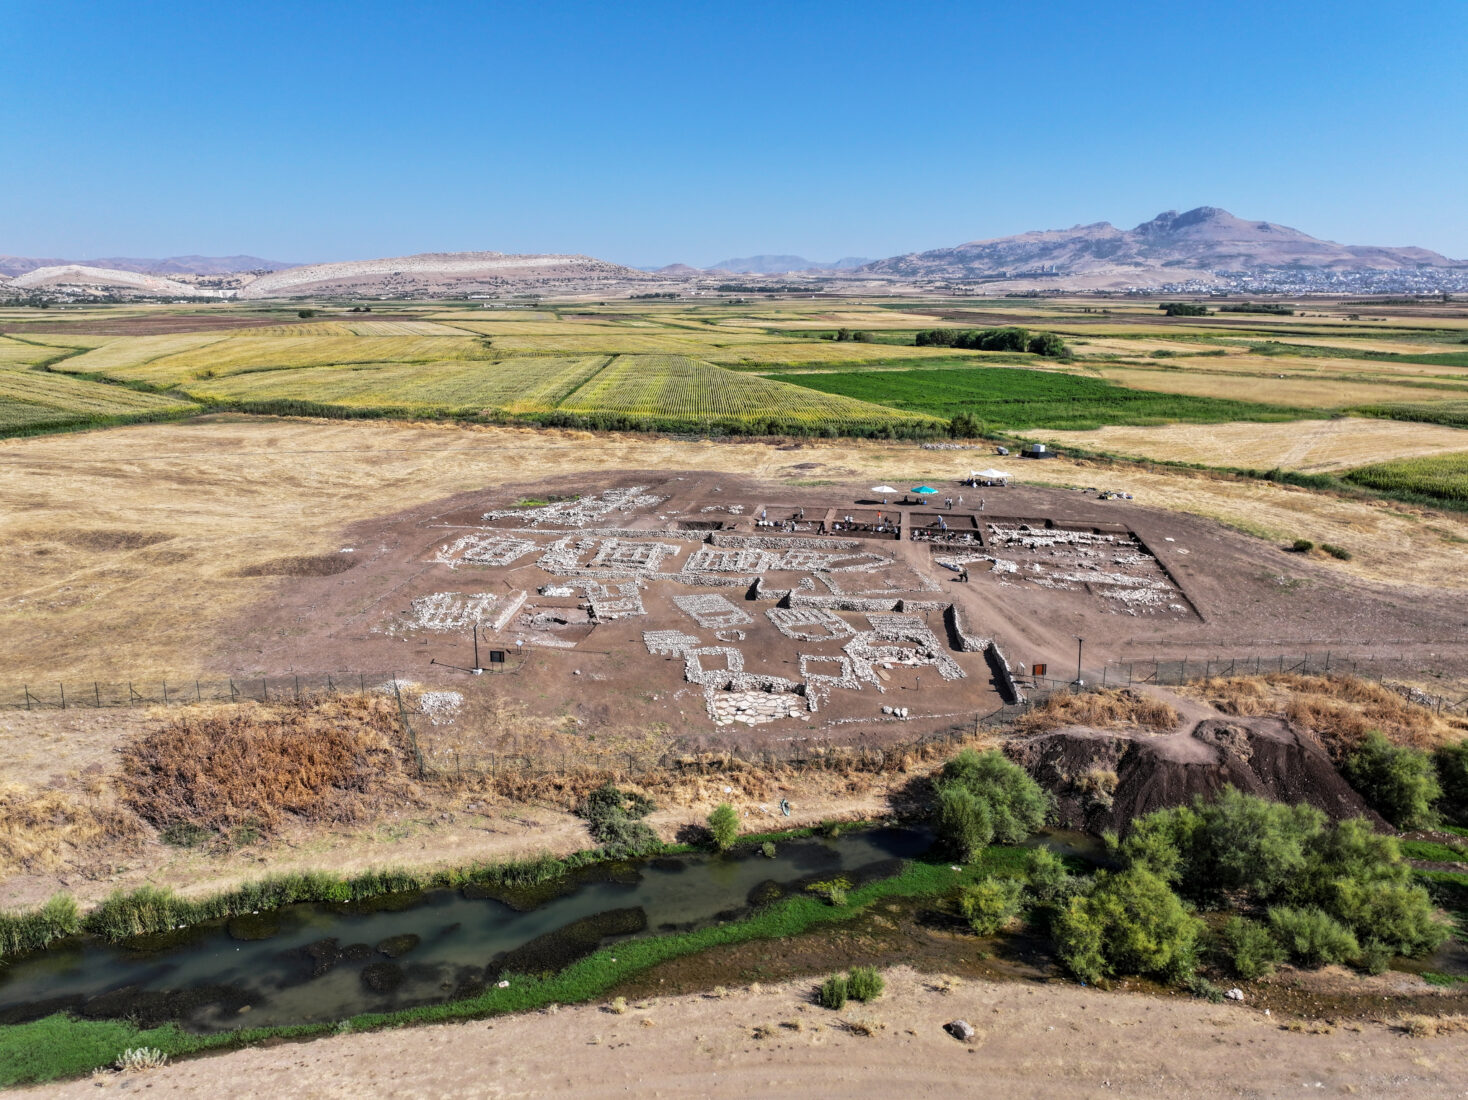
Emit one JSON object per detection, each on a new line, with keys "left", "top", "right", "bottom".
{"left": 294, "top": 675, "right": 301, "bottom": 701}
{"left": 59, "top": 683, "right": 65, "bottom": 710}
{"left": 1325, "top": 651, "right": 1331, "bottom": 672}
{"left": 162, "top": 681, "right": 169, "bottom": 705}
{"left": 94, "top": 682, "right": 100, "bottom": 707}
{"left": 23, "top": 685, "right": 31, "bottom": 711}
{"left": 262, "top": 678, "right": 268, "bottom": 702}
{"left": 229, "top": 679, "right": 238, "bottom": 702}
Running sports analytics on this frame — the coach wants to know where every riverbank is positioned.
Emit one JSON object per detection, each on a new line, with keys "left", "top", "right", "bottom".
{"left": 41, "top": 965, "right": 1468, "bottom": 1099}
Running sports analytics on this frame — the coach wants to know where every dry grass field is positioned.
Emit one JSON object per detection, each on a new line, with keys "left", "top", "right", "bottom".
{"left": 1041, "top": 417, "right": 1468, "bottom": 472}
{"left": 2, "top": 415, "right": 1467, "bottom": 685}
{"left": 1095, "top": 364, "right": 1468, "bottom": 408}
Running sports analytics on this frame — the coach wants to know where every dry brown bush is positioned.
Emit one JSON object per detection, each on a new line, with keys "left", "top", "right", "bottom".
{"left": 1399, "top": 1014, "right": 1468, "bottom": 1038}
{"left": 1185, "top": 674, "right": 1456, "bottom": 757}
{"left": 0, "top": 781, "right": 141, "bottom": 877}
{"left": 119, "top": 696, "right": 414, "bottom": 838}
{"left": 1015, "top": 689, "right": 1180, "bottom": 736}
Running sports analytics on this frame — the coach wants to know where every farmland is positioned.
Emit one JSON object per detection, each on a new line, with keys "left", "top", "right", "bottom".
{"left": 769, "top": 364, "right": 1314, "bottom": 430}
{"left": 0, "top": 369, "right": 196, "bottom": 435}
{"left": 1344, "top": 452, "right": 1468, "bottom": 505}
{"left": 0, "top": 295, "right": 1467, "bottom": 464}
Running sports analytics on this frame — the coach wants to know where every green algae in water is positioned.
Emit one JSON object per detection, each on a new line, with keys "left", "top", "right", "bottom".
{"left": 375, "top": 934, "right": 421, "bottom": 959}
{"left": 227, "top": 913, "right": 282, "bottom": 942}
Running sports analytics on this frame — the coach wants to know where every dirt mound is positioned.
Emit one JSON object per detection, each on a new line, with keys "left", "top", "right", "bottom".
{"left": 1008, "top": 716, "right": 1382, "bottom": 834}
{"left": 238, "top": 553, "right": 358, "bottom": 577}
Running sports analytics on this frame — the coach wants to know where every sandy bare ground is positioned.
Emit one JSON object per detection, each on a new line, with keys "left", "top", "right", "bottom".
{"left": 1044, "top": 418, "right": 1468, "bottom": 474}
{"left": 41, "top": 966, "right": 1468, "bottom": 1099}
{"left": 2, "top": 415, "right": 1467, "bottom": 685}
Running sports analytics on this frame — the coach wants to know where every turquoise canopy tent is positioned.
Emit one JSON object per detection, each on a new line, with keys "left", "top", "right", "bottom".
{"left": 910, "top": 485, "right": 938, "bottom": 495}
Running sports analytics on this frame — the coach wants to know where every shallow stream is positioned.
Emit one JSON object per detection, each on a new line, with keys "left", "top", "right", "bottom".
{"left": 0, "top": 828, "right": 930, "bottom": 1032}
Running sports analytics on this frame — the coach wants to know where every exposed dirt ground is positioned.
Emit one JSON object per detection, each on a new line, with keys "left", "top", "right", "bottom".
{"left": 42, "top": 967, "right": 1468, "bottom": 1099}
{"left": 2, "top": 416, "right": 1465, "bottom": 689}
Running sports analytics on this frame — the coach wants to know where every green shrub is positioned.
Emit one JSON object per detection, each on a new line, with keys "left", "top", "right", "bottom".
{"left": 1052, "top": 868, "right": 1203, "bottom": 984}
{"left": 1267, "top": 906, "right": 1359, "bottom": 967}
{"left": 760, "top": 841, "right": 776, "bottom": 859}
{"left": 818, "top": 973, "right": 848, "bottom": 1009}
{"left": 1290, "top": 538, "right": 1315, "bottom": 552}
{"left": 1341, "top": 730, "right": 1441, "bottom": 829}
{"left": 936, "top": 784, "right": 993, "bottom": 862}
{"left": 707, "top": 803, "right": 740, "bottom": 851}
{"left": 1213, "top": 916, "right": 1284, "bottom": 979}
{"left": 576, "top": 783, "right": 660, "bottom": 858}
{"left": 0, "top": 894, "right": 82, "bottom": 957}
{"left": 1024, "top": 847, "right": 1074, "bottom": 902}
{"left": 957, "top": 877, "right": 1024, "bottom": 935}
{"left": 1434, "top": 741, "right": 1468, "bottom": 825}
{"left": 933, "top": 748, "right": 1049, "bottom": 861}
{"left": 846, "top": 965, "right": 884, "bottom": 1002}
{"left": 1320, "top": 543, "right": 1352, "bottom": 560}
{"left": 1322, "top": 878, "right": 1449, "bottom": 958}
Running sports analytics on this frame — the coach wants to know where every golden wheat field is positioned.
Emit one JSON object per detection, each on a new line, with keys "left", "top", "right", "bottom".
{"left": 1040, "top": 417, "right": 1468, "bottom": 472}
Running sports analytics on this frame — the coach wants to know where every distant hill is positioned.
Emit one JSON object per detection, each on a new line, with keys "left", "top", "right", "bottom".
{"left": 707, "top": 255, "right": 871, "bottom": 274}
{"left": 0, "top": 254, "right": 294, "bottom": 277}
{"left": 236, "top": 251, "right": 649, "bottom": 299}
{"left": 10, "top": 264, "right": 223, "bottom": 297}
{"left": 859, "top": 208, "right": 1464, "bottom": 286}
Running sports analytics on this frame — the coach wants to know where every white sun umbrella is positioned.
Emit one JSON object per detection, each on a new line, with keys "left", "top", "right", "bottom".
{"left": 871, "top": 485, "right": 899, "bottom": 504}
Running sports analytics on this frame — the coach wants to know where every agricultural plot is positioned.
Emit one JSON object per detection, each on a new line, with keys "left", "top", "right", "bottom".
{"left": 1095, "top": 365, "right": 1468, "bottom": 409}
{"left": 83, "top": 334, "right": 492, "bottom": 386}
{"left": 703, "top": 342, "right": 989, "bottom": 366}
{"left": 770, "top": 365, "right": 1313, "bottom": 431}
{"left": 50, "top": 332, "right": 235, "bottom": 376}
{"left": 182, "top": 356, "right": 609, "bottom": 413}
{"left": 557, "top": 354, "right": 940, "bottom": 430}
{"left": 343, "top": 320, "right": 469, "bottom": 336}
{"left": 0, "top": 369, "right": 196, "bottom": 435}
{"left": 1344, "top": 452, "right": 1468, "bottom": 505}
{"left": 1038, "top": 418, "right": 1468, "bottom": 473}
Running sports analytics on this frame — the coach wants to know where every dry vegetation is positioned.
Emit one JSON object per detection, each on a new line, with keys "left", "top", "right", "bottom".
{"left": 1014, "top": 688, "right": 1180, "bottom": 735}
{"left": 1181, "top": 673, "right": 1468, "bottom": 756}
{"left": 119, "top": 696, "right": 415, "bottom": 840}
{"left": 0, "top": 781, "right": 140, "bottom": 879}
{"left": 1040, "top": 417, "right": 1468, "bottom": 474}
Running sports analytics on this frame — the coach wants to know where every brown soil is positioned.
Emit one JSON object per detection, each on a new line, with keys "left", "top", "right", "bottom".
{"left": 48, "top": 966, "right": 1468, "bottom": 1099}
{"left": 1010, "top": 714, "right": 1383, "bottom": 834}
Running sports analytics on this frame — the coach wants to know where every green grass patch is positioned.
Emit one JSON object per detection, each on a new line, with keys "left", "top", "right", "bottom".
{"left": 1343, "top": 452, "right": 1468, "bottom": 506}
{"left": 1351, "top": 401, "right": 1468, "bottom": 430}
{"left": 768, "top": 365, "right": 1316, "bottom": 431}
{"left": 1401, "top": 839, "right": 1468, "bottom": 863}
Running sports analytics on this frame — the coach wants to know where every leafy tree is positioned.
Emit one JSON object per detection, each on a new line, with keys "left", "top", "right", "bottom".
{"left": 1341, "top": 730, "right": 1440, "bottom": 829}
{"left": 297, "top": 308, "right": 316, "bottom": 318}
{"left": 1267, "top": 906, "right": 1359, "bottom": 967}
{"left": 1026, "top": 331, "right": 1068, "bottom": 357}
{"left": 707, "top": 802, "right": 740, "bottom": 851}
{"left": 1160, "top": 302, "right": 1208, "bottom": 316}
{"left": 948, "top": 412, "right": 982, "bottom": 439}
{"left": 1052, "top": 868, "right": 1203, "bottom": 984}
{"left": 1434, "top": 740, "right": 1468, "bottom": 825}
{"left": 933, "top": 749, "right": 1049, "bottom": 860}
{"left": 958, "top": 877, "right": 1025, "bottom": 935}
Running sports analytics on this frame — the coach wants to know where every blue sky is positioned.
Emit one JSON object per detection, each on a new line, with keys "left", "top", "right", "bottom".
{"left": 3, "top": 0, "right": 1465, "bottom": 266}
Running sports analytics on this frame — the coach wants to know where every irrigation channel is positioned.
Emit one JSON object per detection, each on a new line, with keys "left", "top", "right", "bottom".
{"left": 0, "top": 828, "right": 936, "bottom": 1032}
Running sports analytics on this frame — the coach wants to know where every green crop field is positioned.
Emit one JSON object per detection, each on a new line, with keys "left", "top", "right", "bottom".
{"left": 0, "top": 369, "right": 197, "bottom": 435}
{"left": 768, "top": 364, "right": 1316, "bottom": 431}
{"left": 1344, "top": 452, "right": 1468, "bottom": 505}
{"left": 1350, "top": 400, "right": 1468, "bottom": 430}
{"left": 548, "top": 354, "right": 941, "bottom": 432}
{"left": 182, "top": 355, "right": 611, "bottom": 413}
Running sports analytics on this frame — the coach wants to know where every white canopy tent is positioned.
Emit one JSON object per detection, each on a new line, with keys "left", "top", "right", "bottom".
{"left": 970, "top": 468, "right": 1013, "bottom": 484}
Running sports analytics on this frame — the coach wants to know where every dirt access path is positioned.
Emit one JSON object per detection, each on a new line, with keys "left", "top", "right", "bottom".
{"left": 48, "top": 966, "right": 1468, "bottom": 1099}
